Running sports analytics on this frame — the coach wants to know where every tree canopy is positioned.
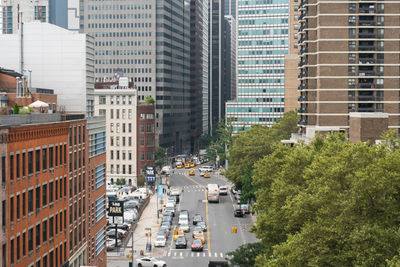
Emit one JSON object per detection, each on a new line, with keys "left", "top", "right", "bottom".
{"left": 252, "top": 133, "right": 400, "bottom": 266}
{"left": 225, "top": 111, "right": 298, "bottom": 202}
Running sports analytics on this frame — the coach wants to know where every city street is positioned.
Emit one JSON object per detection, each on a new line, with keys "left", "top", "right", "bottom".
{"left": 155, "top": 167, "right": 258, "bottom": 266}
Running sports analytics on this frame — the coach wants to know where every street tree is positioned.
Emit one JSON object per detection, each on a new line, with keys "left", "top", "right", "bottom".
{"left": 227, "top": 242, "right": 265, "bottom": 267}
{"left": 155, "top": 146, "right": 167, "bottom": 169}
{"left": 252, "top": 133, "right": 400, "bottom": 266}
{"left": 225, "top": 111, "right": 298, "bottom": 196}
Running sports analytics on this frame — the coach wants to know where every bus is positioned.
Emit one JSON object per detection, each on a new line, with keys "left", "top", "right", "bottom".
{"left": 207, "top": 184, "right": 220, "bottom": 203}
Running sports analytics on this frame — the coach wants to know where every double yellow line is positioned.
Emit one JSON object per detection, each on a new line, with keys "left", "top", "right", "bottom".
{"left": 183, "top": 174, "right": 211, "bottom": 254}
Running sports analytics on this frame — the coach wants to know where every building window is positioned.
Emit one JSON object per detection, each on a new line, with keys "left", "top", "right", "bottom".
{"left": 28, "top": 228, "right": 33, "bottom": 252}
{"left": 140, "top": 124, "right": 144, "bottom": 133}
{"left": 28, "top": 189, "right": 33, "bottom": 213}
{"left": 99, "top": 96, "right": 106, "bottom": 104}
{"left": 128, "top": 123, "right": 132, "bottom": 133}
{"left": 9, "top": 153, "right": 14, "bottom": 181}
{"left": 22, "top": 192, "right": 26, "bottom": 217}
{"left": 43, "top": 219, "right": 47, "bottom": 243}
{"left": 42, "top": 183, "right": 48, "bottom": 207}
{"left": 146, "top": 137, "right": 154, "bottom": 146}
{"left": 36, "top": 224, "right": 40, "bottom": 246}
{"left": 16, "top": 195, "right": 20, "bottom": 220}
{"left": 95, "top": 164, "right": 106, "bottom": 189}
{"left": 49, "top": 181, "right": 54, "bottom": 204}
{"left": 95, "top": 195, "right": 106, "bottom": 222}
{"left": 95, "top": 228, "right": 106, "bottom": 255}
{"left": 36, "top": 186, "right": 40, "bottom": 210}
{"left": 140, "top": 152, "right": 145, "bottom": 161}
{"left": 49, "top": 147, "right": 54, "bottom": 169}
{"left": 146, "top": 124, "right": 154, "bottom": 133}
{"left": 10, "top": 196, "right": 13, "bottom": 224}
{"left": 16, "top": 153, "right": 20, "bottom": 179}
{"left": 49, "top": 217, "right": 54, "bottom": 239}
{"left": 42, "top": 147, "right": 47, "bottom": 171}
{"left": 34, "top": 6, "right": 46, "bottom": 22}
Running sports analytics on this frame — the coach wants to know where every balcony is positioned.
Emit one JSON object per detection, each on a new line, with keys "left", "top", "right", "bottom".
{"left": 359, "top": 18, "right": 375, "bottom": 26}
{"left": 359, "top": 6, "right": 376, "bottom": 14}
{"left": 298, "top": 95, "right": 308, "bottom": 102}
{"left": 359, "top": 57, "right": 375, "bottom": 64}
{"left": 359, "top": 70, "right": 375, "bottom": 76}
{"left": 298, "top": 108, "right": 307, "bottom": 113}
{"left": 358, "top": 95, "right": 375, "bottom": 101}
{"left": 358, "top": 82, "right": 374, "bottom": 88}
{"left": 358, "top": 107, "right": 375, "bottom": 112}
{"left": 358, "top": 32, "right": 375, "bottom": 38}
{"left": 359, "top": 44, "right": 375, "bottom": 51}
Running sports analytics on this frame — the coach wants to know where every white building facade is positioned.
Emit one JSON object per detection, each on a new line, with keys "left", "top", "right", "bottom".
{"left": 0, "top": 21, "right": 95, "bottom": 117}
{"left": 94, "top": 86, "right": 138, "bottom": 186}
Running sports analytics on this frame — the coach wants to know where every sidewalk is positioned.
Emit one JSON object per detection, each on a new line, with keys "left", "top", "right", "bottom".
{"left": 126, "top": 192, "right": 167, "bottom": 257}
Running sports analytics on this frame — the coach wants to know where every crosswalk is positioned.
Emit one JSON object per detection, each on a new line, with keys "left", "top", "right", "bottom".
{"left": 165, "top": 250, "right": 228, "bottom": 259}
{"left": 182, "top": 185, "right": 205, "bottom": 192}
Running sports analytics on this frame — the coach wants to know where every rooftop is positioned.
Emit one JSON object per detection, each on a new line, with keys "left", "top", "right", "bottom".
{"left": 0, "top": 113, "right": 85, "bottom": 127}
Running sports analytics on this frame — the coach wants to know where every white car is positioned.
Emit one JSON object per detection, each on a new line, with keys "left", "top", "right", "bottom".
{"left": 154, "top": 236, "right": 167, "bottom": 247}
{"left": 179, "top": 222, "right": 190, "bottom": 232}
{"left": 219, "top": 186, "right": 228, "bottom": 195}
{"left": 136, "top": 257, "right": 167, "bottom": 267}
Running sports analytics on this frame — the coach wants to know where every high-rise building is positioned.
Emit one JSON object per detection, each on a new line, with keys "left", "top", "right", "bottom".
{"left": 210, "top": 0, "right": 224, "bottom": 134}
{"left": 222, "top": 15, "right": 237, "bottom": 108}
{"left": 81, "top": 0, "right": 191, "bottom": 152}
{"left": 297, "top": 0, "right": 400, "bottom": 135}
{"left": 223, "top": 0, "right": 236, "bottom": 18}
{"left": 190, "top": 0, "right": 209, "bottom": 151}
{"left": 226, "top": 0, "right": 289, "bottom": 132}
{"left": 1, "top": 0, "right": 49, "bottom": 34}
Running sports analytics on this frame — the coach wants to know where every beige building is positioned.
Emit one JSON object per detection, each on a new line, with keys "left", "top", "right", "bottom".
{"left": 94, "top": 81, "right": 138, "bottom": 186}
{"left": 297, "top": 0, "right": 400, "bottom": 135}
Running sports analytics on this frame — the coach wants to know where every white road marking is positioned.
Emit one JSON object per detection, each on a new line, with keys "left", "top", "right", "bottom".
{"left": 167, "top": 252, "right": 171, "bottom": 257}
{"left": 220, "top": 253, "right": 224, "bottom": 258}
{"left": 202, "top": 252, "right": 205, "bottom": 257}
{"left": 209, "top": 252, "right": 211, "bottom": 257}
{"left": 214, "top": 252, "right": 218, "bottom": 257}
{"left": 180, "top": 252, "right": 183, "bottom": 257}
{"left": 174, "top": 252, "right": 177, "bottom": 256}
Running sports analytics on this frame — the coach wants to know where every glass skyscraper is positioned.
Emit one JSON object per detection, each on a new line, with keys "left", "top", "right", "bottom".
{"left": 226, "top": 0, "right": 289, "bottom": 132}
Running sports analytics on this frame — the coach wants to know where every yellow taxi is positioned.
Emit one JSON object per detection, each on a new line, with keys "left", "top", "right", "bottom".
{"left": 185, "top": 162, "right": 191, "bottom": 169}
{"left": 177, "top": 164, "right": 183, "bottom": 169}
{"left": 190, "top": 162, "right": 196, "bottom": 168}
{"left": 193, "top": 232, "right": 205, "bottom": 244}
{"left": 189, "top": 170, "right": 195, "bottom": 176}
{"left": 203, "top": 172, "right": 211, "bottom": 178}
{"left": 174, "top": 230, "right": 185, "bottom": 241}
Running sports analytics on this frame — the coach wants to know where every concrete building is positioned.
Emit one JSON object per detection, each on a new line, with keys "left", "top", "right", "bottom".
{"left": 0, "top": 22, "right": 95, "bottom": 117}
{"left": 94, "top": 80, "right": 138, "bottom": 186}
{"left": 80, "top": 0, "right": 191, "bottom": 152}
{"left": 1, "top": 0, "right": 49, "bottom": 34}
{"left": 223, "top": 0, "right": 237, "bottom": 18}
{"left": 226, "top": 0, "right": 289, "bottom": 132}
{"left": 297, "top": 0, "right": 400, "bottom": 135}
{"left": 190, "top": 0, "right": 209, "bottom": 151}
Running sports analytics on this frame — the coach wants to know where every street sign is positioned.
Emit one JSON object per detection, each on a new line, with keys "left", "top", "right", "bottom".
{"left": 158, "top": 185, "right": 164, "bottom": 199}
{"left": 108, "top": 201, "right": 124, "bottom": 217}
{"left": 146, "top": 177, "right": 155, "bottom": 182}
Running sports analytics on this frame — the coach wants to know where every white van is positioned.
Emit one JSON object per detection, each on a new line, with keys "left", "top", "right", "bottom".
{"left": 199, "top": 166, "right": 213, "bottom": 173}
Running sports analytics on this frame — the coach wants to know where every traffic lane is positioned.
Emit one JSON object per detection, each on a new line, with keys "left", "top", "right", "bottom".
{"left": 208, "top": 189, "right": 258, "bottom": 255}
{"left": 169, "top": 172, "right": 198, "bottom": 187}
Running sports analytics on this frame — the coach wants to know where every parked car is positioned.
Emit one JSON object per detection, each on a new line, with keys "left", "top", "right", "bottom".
{"left": 168, "top": 195, "right": 179, "bottom": 204}
{"left": 219, "top": 186, "right": 228, "bottom": 195}
{"left": 175, "top": 236, "right": 187, "bottom": 249}
{"left": 165, "top": 206, "right": 175, "bottom": 215}
{"left": 192, "top": 214, "right": 202, "bottom": 225}
{"left": 234, "top": 209, "right": 244, "bottom": 217}
{"left": 162, "top": 215, "right": 172, "bottom": 224}
{"left": 191, "top": 238, "right": 204, "bottom": 251}
{"left": 157, "top": 229, "right": 168, "bottom": 239}
{"left": 154, "top": 236, "right": 167, "bottom": 247}
{"left": 160, "top": 225, "right": 170, "bottom": 236}
{"left": 136, "top": 257, "right": 167, "bottom": 267}
{"left": 163, "top": 211, "right": 174, "bottom": 218}
{"left": 161, "top": 222, "right": 171, "bottom": 231}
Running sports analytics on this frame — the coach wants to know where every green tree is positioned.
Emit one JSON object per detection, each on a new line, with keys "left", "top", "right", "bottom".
{"left": 144, "top": 96, "right": 155, "bottom": 104}
{"left": 227, "top": 242, "right": 265, "bottom": 267}
{"left": 155, "top": 146, "right": 167, "bottom": 169}
{"left": 252, "top": 133, "right": 400, "bottom": 266}
{"left": 225, "top": 111, "right": 298, "bottom": 194}
{"left": 206, "top": 118, "right": 234, "bottom": 165}
{"left": 13, "top": 103, "right": 19, "bottom": 114}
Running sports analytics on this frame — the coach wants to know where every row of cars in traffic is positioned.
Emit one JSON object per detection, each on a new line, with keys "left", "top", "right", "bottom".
{"left": 154, "top": 188, "right": 208, "bottom": 251}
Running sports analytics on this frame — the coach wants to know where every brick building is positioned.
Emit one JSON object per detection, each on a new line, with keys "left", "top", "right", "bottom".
{"left": 0, "top": 113, "right": 107, "bottom": 267}
{"left": 297, "top": 0, "right": 400, "bottom": 135}
{"left": 137, "top": 104, "right": 156, "bottom": 178}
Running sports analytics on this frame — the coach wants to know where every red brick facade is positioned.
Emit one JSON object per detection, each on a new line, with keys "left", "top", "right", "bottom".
{"left": 137, "top": 104, "right": 156, "bottom": 177}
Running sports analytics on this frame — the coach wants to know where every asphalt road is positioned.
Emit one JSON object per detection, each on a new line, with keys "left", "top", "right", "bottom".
{"left": 156, "top": 167, "right": 257, "bottom": 267}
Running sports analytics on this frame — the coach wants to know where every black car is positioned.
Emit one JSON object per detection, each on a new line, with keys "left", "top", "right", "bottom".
{"left": 169, "top": 195, "right": 180, "bottom": 204}
{"left": 175, "top": 236, "right": 187, "bottom": 249}
{"left": 234, "top": 209, "right": 244, "bottom": 217}
{"left": 192, "top": 214, "right": 203, "bottom": 225}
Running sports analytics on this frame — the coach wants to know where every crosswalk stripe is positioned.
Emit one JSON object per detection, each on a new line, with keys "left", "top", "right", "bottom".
{"left": 180, "top": 252, "right": 183, "bottom": 257}
{"left": 174, "top": 252, "right": 176, "bottom": 256}
{"left": 220, "top": 253, "right": 224, "bottom": 258}
{"left": 209, "top": 252, "right": 211, "bottom": 257}
{"left": 203, "top": 252, "right": 205, "bottom": 257}
{"left": 214, "top": 252, "right": 217, "bottom": 257}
